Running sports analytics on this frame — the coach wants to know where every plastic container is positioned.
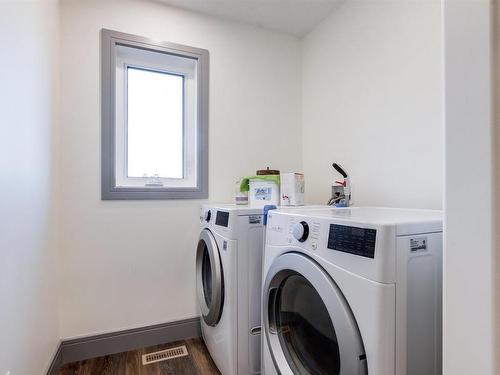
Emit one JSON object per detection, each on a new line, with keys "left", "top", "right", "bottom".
{"left": 248, "top": 179, "right": 279, "bottom": 208}
{"left": 234, "top": 179, "right": 249, "bottom": 205}
{"left": 280, "top": 172, "right": 305, "bottom": 206}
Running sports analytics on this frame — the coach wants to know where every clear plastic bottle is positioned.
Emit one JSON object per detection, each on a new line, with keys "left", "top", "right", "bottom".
{"left": 235, "top": 179, "right": 248, "bottom": 205}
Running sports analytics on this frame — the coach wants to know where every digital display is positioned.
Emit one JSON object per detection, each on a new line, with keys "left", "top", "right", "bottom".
{"left": 215, "top": 211, "right": 230, "bottom": 227}
{"left": 351, "top": 227, "right": 365, "bottom": 237}
{"left": 327, "top": 224, "right": 376, "bottom": 258}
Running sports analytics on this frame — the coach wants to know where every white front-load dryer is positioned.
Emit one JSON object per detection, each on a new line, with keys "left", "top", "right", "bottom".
{"left": 196, "top": 204, "right": 266, "bottom": 375}
{"left": 262, "top": 207, "right": 443, "bottom": 375}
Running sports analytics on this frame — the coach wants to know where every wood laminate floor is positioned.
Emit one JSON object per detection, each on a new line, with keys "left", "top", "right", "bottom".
{"left": 58, "top": 338, "right": 221, "bottom": 375}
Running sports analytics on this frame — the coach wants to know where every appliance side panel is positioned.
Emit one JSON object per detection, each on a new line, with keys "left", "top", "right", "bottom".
{"left": 236, "top": 215, "right": 264, "bottom": 375}
{"left": 248, "top": 224, "right": 264, "bottom": 375}
{"left": 396, "top": 232, "right": 443, "bottom": 375}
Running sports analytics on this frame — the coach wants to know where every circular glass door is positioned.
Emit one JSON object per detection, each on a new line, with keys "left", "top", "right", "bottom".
{"left": 201, "top": 248, "right": 213, "bottom": 306}
{"left": 196, "top": 229, "right": 224, "bottom": 326}
{"left": 264, "top": 252, "right": 367, "bottom": 375}
{"left": 276, "top": 274, "right": 341, "bottom": 374}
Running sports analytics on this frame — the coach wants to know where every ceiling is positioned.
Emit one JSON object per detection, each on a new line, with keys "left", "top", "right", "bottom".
{"left": 156, "top": 0, "right": 342, "bottom": 37}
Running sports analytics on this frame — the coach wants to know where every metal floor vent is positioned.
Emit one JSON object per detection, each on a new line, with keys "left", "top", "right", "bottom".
{"left": 142, "top": 345, "right": 189, "bottom": 365}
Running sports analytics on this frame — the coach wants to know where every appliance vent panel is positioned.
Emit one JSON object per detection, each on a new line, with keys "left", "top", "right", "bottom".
{"left": 142, "top": 345, "right": 188, "bottom": 365}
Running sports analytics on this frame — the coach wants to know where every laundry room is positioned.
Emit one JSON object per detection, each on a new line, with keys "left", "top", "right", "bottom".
{"left": 0, "top": 0, "right": 496, "bottom": 375}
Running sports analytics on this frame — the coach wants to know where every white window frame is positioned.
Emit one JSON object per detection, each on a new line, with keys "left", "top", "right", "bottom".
{"left": 115, "top": 46, "right": 197, "bottom": 188}
{"left": 119, "top": 65, "right": 187, "bottom": 183}
{"left": 101, "top": 29, "right": 209, "bottom": 200}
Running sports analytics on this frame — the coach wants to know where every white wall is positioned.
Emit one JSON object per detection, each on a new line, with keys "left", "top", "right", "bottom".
{"left": 0, "top": 1, "right": 60, "bottom": 374}
{"left": 443, "top": 1, "right": 496, "bottom": 374}
{"left": 301, "top": 0, "right": 443, "bottom": 209}
{"left": 59, "top": 0, "right": 302, "bottom": 338}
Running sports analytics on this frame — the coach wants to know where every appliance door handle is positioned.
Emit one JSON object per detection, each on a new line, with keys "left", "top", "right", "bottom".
{"left": 250, "top": 326, "right": 262, "bottom": 336}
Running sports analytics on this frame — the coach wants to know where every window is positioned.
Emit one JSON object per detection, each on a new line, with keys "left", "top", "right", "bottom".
{"left": 126, "top": 67, "right": 183, "bottom": 180}
{"left": 101, "top": 29, "right": 209, "bottom": 199}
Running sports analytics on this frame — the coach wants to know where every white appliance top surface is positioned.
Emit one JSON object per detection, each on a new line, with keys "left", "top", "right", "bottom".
{"left": 276, "top": 206, "right": 443, "bottom": 226}
{"left": 203, "top": 203, "right": 264, "bottom": 215}
{"left": 203, "top": 203, "right": 329, "bottom": 214}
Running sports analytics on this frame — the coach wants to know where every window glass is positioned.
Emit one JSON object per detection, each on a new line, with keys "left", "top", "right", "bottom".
{"left": 127, "top": 67, "right": 184, "bottom": 179}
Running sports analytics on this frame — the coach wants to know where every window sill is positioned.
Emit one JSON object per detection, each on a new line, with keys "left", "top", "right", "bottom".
{"left": 102, "top": 186, "right": 208, "bottom": 200}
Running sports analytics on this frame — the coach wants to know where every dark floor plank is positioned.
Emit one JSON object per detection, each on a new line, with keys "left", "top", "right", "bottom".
{"left": 57, "top": 361, "right": 82, "bottom": 375}
{"left": 124, "top": 348, "right": 143, "bottom": 375}
{"left": 157, "top": 352, "right": 197, "bottom": 375}
{"left": 186, "top": 338, "right": 220, "bottom": 375}
{"left": 58, "top": 337, "right": 220, "bottom": 375}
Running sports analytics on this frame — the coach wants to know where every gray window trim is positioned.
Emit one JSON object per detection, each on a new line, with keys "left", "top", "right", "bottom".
{"left": 101, "top": 29, "right": 209, "bottom": 200}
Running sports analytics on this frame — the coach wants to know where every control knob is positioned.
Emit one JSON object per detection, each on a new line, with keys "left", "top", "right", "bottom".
{"left": 292, "top": 221, "right": 309, "bottom": 242}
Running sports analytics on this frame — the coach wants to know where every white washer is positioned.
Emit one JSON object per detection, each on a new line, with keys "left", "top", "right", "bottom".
{"left": 196, "top": 204, "right": 265, "bottom": 375}
{"left": 262, "top": 207, "right": 442, "bottom": 375}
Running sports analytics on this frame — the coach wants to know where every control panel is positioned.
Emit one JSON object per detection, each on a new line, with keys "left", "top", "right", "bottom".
{"left": 215, "top": 211, "right": 230, "bottom": 227}
{"left": 327, "top": 224, "right": 377, "bottom": 258}
{"left": 282, "top": 217, "right": 319, "bottom": 250}
{"left": 265, "top": 210, "right": 403, "bottom": 283}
